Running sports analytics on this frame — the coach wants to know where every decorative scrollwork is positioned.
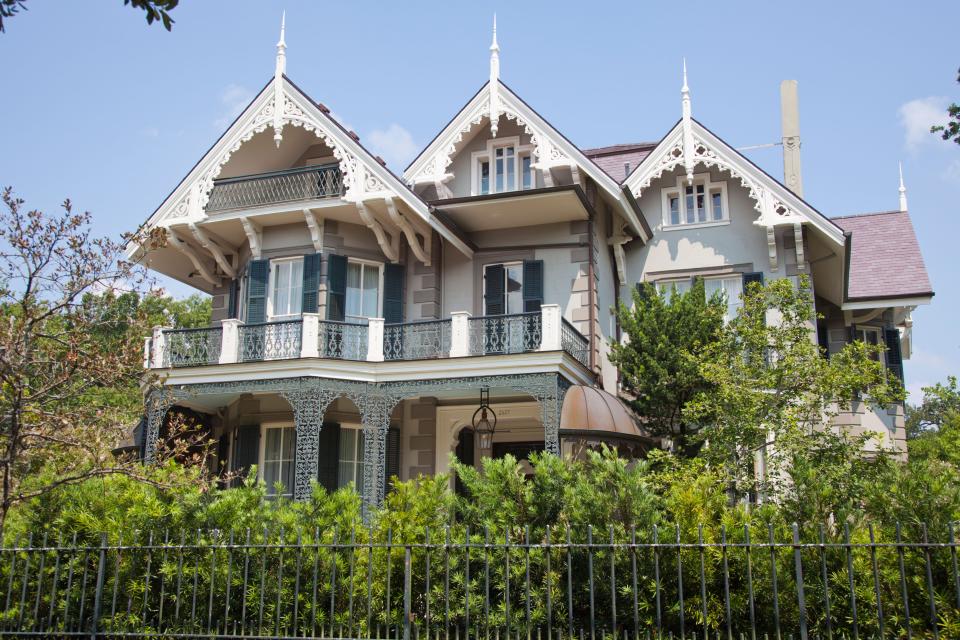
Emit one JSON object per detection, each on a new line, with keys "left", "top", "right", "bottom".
{"left": 163, "top": 326, "right": 223, "bottom": 367}
{"left": 468, "top": 313, "right": 541, "bottom": 356}
{"left": 240, "top": 320, "right": 302, "bottom": 362}
{"left": 383, "top": 320, "right": 451, "bottom": 361}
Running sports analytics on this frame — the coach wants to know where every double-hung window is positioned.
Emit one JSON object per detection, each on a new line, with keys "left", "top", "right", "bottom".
{"left": 260, "top": 424, "right": 295, "bottom": 497}
{"left": 656, "top": 279, "right": 692, "bottom": 299}
{"left": 337, "top": 425, "right": 366, "bottom": 491}
{"left": 345, "top": 260, "right": 382, "bottom": 324}
{"left": 483, "top": 262, "right": 524, "bottom": 315}
{"left": 661, "top": 174, "right": 728, "bottom": 228}
{"left": 854, "top": 326, "right": 885, "bottom": 366}
{"left": 268, "top": 257, "right": 304, "bottom": 320}
{"left": 474, "top": 137, "right": 534, "bottom": 195}
{"left": 704, "top": 276, "right": 744, "bottom": 323}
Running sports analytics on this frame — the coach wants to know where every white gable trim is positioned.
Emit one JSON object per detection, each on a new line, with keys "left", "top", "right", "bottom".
{"left": 623, "top": 118, "right": 845, "bottom": 246}
{"left": 403, "top": 81, "right": 647, "bottom": 240}
{"left": 140, "top": 76, "right": 471, "bottom": 257}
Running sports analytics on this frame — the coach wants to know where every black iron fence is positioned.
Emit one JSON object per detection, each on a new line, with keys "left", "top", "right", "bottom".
{"left": 1, "top": 522, "right": 958, "bottom": 639}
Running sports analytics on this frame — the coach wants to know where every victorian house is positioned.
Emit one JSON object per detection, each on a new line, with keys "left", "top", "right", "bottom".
{"left": 133, "top": 18, "right": 932, "bottom": 509}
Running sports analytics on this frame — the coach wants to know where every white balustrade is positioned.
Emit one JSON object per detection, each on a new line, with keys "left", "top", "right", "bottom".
{"left": 539, "top": 304, "right": 562, "bottom": 351}
{"left": 449, "top": 311, "right": 471, "bottom": 357}
{"left": 366, "top": 318, "right": 385, "bottom": 362}
{"left": 219, "top": 319, "right": 243, "bottom": 364}
{"left": 300, "top": 314, "right": 320, "bottom": 358}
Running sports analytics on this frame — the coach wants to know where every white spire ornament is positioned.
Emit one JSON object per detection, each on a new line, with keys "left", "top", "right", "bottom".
{"left": 273, "top": 11, "right": 287, "bottom": 148}
{"left": 681, "top": 58, "right": 695, "bottom": 185}
{"left": 899, "top": 162, "right": 908, "bottom": 211}
{"left": 489, "top": 14, "right": 500, "bottom": 137}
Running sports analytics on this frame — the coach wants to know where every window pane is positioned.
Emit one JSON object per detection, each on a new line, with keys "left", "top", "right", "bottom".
{"left": 669, "top": 195, "right": 680, "bottom": 225}
{"left": 711, "top": 190, "right": 723, "bottom": 220}
{"left": 685, "top": 187, "right": 694, "bottom": 223}
{"left": 506, "top": 264, "right": 523, "bottom": 314}
{"left": 362, "top": 265, "right": 379, "bottom": 317}
{"left": 505, "top": 146, "right": 515, "bottom": 190}
{"left": 338, "top": 429, "right": 357, "bottom": 489}
{"left": 289, "top": 260, "right": 303, "bottom": 316}
{"left": 696, "top": 193, "right": 706, "bottom": 222}
{"left": 522, "top": 156, "right": 532, "bottom": 189}
{"left": 495, "top": 157, "right": 504, "bottom": 192}
{"left": 480, "top": 161, "right": 490, "bottom": 194}
{"left": 723, "top": 277, "right": 743, "bottom": 320}
{"left": 346, "top": 263, "right": 362, "bottom": 318}
{"left": 273, "top": 262, "right": 290, "bottom": 317}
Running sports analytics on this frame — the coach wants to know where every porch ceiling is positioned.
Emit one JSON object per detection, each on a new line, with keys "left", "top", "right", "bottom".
{"left": 431, "top": 185, "right": 590, "bottom": 232}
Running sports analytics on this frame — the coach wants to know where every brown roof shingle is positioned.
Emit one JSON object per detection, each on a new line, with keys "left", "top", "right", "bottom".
{"left": 582, "top": 142, "right": 656, "bottom": 183}
{"left": 832, "top": 210, "right": 933, "bottom": 301}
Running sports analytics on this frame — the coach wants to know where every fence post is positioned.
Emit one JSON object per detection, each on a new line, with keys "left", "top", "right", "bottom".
{"left": 367, "top": 318, "right": 385, "bottom": 362}
{"left": 300, "top": 314, "right": 320, "bottom": 358}
{"left": 403, "top": 545, "right": 412, "bottom": 640}
{"left": 539, "top": 304, "right": 562, "bottom": 351}
{"left": 219, "top": 319, "right": 243, "bottom": 364}
{"left": 90, "top": 532, "right": 108, "bottom": 640}
{"left": 792, "top": 523, "right": 808, "bottom": 640}
{"left": 449, "top": 312, "right": 471, "bottom": 357}
{"left": 151, "top": 326, "right": 169, "bottom": 368}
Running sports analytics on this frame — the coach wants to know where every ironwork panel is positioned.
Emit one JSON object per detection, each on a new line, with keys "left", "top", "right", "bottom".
{"left": 383, "top": 320, "right": 451, "bottom": 361}
{"left": 317, "top": 321, "right": 368, "bottom": 361}
{"left": 206, "top": 164, "right": 344, "bottom": 212}
{"left": 560, "top": 319, "right": 589, "bottom": 368}
{"left": 239, "top": 320, "right": 303, "bottom": 362}
{"left": 162, "top": 327, "right": 223, "bottom": 367}
{"left": 468, "top": 313, "right": 541, "bottom": 356}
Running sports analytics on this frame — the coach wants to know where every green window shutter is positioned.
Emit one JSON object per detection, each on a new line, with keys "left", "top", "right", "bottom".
{"left": 231, "top": 425, "right": 260, "bottom": 486}
{"left": 742, "top": 272, "right": 764, "bottom": 289}
{"left": 884, "top": 328, "right": 905, "bottom": 384}
{"left": 226, "top": 278, "right": 239, "bottom": 319}
{"left": 301, "top": 253, "right": 322, "bottom": 314}
{"left": 383, "top": 263, "right": 405, "bottom": 324}
{"left": 316, "top": 422, "right": 341, "bottom": 493}
{"left": 326, "top": 254, "right": 347, "bottom": 322}
{"left": 483, "top": 264, "right": 505, "bottom": 315}
{"left": 454, "top": 428, "right": 474, "bottom": 496}
{"left": 245, "top": 260, "right": 269, "bottom": 324}
{"left": 522, "top": 259, "right": 544, "bottom": 312}
{"left": 384, "top": 426, "right": 401, "bottom": 494}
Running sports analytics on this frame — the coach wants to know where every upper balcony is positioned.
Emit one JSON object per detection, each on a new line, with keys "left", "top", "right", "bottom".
{"left": 145, "top": 306, "right": 590, "bottom": 374}
{"left": 205, "top": 163, "right": 345, "bottom": 214}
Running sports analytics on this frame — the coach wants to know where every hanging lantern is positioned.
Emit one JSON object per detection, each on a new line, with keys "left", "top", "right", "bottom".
{"left": 472, "top": 387, "right": 497, "bottom": 451}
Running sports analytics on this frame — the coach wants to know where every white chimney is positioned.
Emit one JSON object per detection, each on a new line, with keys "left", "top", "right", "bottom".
{"left": 780, "top": 80, "right": 803, "bottom": 197}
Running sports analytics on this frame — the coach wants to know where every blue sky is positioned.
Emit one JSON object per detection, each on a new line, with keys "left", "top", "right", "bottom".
{"left": 1, "top": 1, "right": 957, "bottom": 400}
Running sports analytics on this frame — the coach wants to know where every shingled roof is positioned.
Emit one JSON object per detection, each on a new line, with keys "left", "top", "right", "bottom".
{"left": 832, "top": 210, "right": 933, "bottom": 302}
{"left": 582, "top": 142, "right": 656, "bottom": 183}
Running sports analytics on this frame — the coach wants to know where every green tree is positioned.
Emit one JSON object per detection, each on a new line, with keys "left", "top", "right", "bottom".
{"left": 0, "top": 0, "right": 178, "bottom": 33}
{"left": 609, "top": 279, "right": 724, "bottom": 452}
{"left": 931, "top": 67, "right": 960, "bottom": 145}
{"left": 905, "top": 375, "right": 960, "bottom": 438}
{"left": 685, "top": 276, "right": 903, "bottom": 497}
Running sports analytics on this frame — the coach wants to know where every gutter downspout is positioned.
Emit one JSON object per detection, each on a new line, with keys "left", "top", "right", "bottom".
{"left": 587, "top": 213, "right": 598, "bottom": 377}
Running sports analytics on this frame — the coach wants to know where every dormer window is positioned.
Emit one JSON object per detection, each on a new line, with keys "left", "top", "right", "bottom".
{"left": 473, "top": 137, "right": 534, "bottom": 195}
{"left": 661, "top": 174, "right": 728, "bottom": 229}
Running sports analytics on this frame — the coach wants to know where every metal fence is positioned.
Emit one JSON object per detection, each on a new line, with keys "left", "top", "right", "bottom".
{"left": 469, "top": 313, "right": 542, "bottom": 357}
{"left": 560, "top": 319, "right": 589, "bottom": 369}
{"left": 318, "top": 320, "right": 368, "bottom": 361}
{"left": 240, "top": 320, "right": 303, "bottom": 362}
{"left": 162, "top": 326, "right": 223, "bottom": 367}
{"left": 207, "top": 164, "right": 345, "bottom": 213}
{"left": 1, "top": 522, "right": 958, "bottom": 639}
{"left": 384, "top": 320, "right": 451, "bottom": 361}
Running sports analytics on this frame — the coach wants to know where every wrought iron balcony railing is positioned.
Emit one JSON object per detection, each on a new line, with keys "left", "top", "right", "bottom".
{"left": 162, "top": 326, "right": 223, "bottom": 367}
{"left": 317, "top": 320, "right": 368, "bottom": 361}
{"left": 146, "top": 307, "right": 591, "bottom": 370}
{"left": 206, "top": 163, "right": 344, "bottom": 213}
{"left": 468, "top": 312, "right": 542, "bottom": 356}
{"left": 383, "top": 319, "right": 451, "bottom": 361}
{"left": 561, "top": 318, "right": 590, "bottom": 368}
{"left": 239, "top": 320, "right": 303, "bottom": 362}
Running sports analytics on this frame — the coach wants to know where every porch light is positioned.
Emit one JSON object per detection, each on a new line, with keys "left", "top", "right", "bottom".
{"left": 472, "top": 387, "right": 497, "bottom": 451}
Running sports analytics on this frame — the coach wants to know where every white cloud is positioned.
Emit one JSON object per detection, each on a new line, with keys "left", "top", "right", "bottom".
{"left": 213, "top": 84, "right": 255, "bottom": 129}
{"left": 366, "top": 124, "right": 419, "bottom": 170}
{"left": 898, "top": 97, "right": 950, "bottom": 151}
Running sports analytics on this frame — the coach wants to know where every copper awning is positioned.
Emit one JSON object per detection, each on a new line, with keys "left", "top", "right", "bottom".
{"left": 559, "top": 385, "right": 651, "bottom": 442}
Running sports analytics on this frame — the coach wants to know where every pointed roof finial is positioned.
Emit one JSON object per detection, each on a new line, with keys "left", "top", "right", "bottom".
{"left": 275, "top": 11, "right": 287, "bottom": 77}
{"left": 681, "top": 58, "right": 694, "bottom": 184}
{"left": 489, "top": 13, "right": 500, "bottom": 83}
{"left": 899, "top": 161, "right": 908, "bottom": 211}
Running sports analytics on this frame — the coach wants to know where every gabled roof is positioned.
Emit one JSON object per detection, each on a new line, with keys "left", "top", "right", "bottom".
{"left": 622, "top": 117, "right": 847, "bottom": 246}
{"left": 135, "top": 74, "right": 473, "bottom": 257}
{"left": 582, "top": 142, "right": 657, "bottom": 183}
{"left": 833, "top": 210, "right": 933, "bottom": 302}
{"left": 403, "top": 79, "right": 649, "bottom": 240}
